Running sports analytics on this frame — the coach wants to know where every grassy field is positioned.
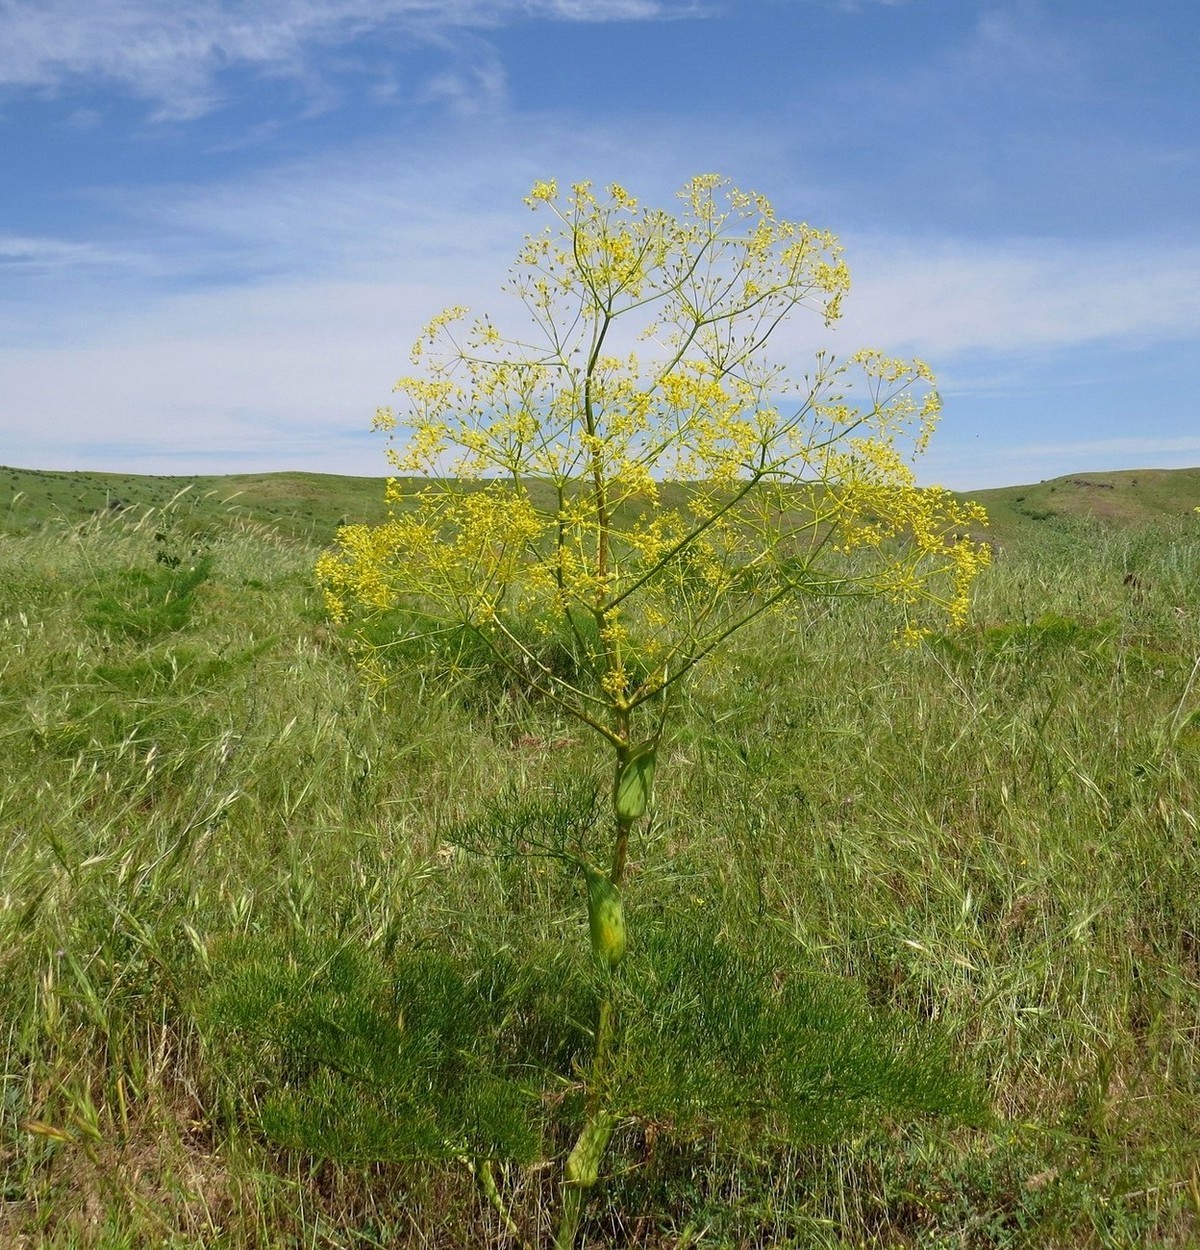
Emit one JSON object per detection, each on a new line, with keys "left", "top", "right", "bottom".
{"left": 1, "top": 467, "right": 1198, "bottom": 1247}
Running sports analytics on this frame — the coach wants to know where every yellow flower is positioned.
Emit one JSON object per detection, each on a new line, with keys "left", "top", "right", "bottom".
{"left": 318, "top": 175, "right": 991, "bottom": 732}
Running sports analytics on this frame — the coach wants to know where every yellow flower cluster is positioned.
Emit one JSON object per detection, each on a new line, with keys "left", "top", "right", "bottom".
{"left": 317, "top": 176, "right": 991, "bottom": 737}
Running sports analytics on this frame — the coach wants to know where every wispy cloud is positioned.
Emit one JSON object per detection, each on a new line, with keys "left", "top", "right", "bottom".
{"left": 8, "top": 118, "right": 1200, "bottom": 363}
{"left": 967, "top": 6, "right": 1093, "bottom": 95}
{"left": 990, "top": 436, "right": 1200, "bottom": 462}
{"left": 11, "top": 117, "right": 800, "bottom": 303}
{"left": 0, "top": 0, "right": 701, "bottom": 119}
{"left": 827, "top": 236, "right": 1200, "bottom": 359}
{"left": 6, "top": 220, "right": 1198, "bottom": 481}
{"left": 830, "top": 0, "right": 913, "bottom": 10}
{"left": 411, "top": 29, "right": 509, "bottom": 117}
{"left": 40, "top": 108, "right": 1200, "bottom": 364}
{"left": 0, "top": 233, "right": 143, "bottom": 271}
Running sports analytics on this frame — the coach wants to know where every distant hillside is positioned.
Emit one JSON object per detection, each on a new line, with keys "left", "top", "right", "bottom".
{"left": 961, "top": 466, "right": 1200, "bottom": 547}
{"left": 3, "top": 463, "right": 1198, "bottom": 549}
{"left": 0, "top": 466, "right": 391, "bottom": 542}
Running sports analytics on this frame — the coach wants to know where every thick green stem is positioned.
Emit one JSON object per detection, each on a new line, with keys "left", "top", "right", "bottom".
{"left": 555, "top": 1001, "right": 619, "bottom": 1250}
{"left": 554, "top": 731, "right": 644, "bottom": 1249}
{"left": 610, "top": 817, "right": 631, "bottom": 888}
{"left": 610, "top": 721, "right": 632, "bottom": 887}
{"left": 583, "top": 309, "right": 613, "bottom": 591}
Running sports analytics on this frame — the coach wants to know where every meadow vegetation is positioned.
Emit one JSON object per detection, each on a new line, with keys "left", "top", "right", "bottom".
{"left": 1, "top": 472, "right": 1198, "bottom": 1247}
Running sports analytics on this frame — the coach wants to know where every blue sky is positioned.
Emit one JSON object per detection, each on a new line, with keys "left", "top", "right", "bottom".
{"left": 1, "top": 0, "right": 1196, "bottom": 490}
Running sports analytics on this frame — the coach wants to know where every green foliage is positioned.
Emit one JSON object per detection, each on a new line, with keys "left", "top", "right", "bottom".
{"left": 196, "top": 917, "right": 980, "bottom": 1167}
{"left": 90, "top": 642, "right": 263, "bottom": 698}
{"left": 197, "top": 935, "right": 562, "bottom": 1165}
{"left": 926, "top": 611, "right": 1117, "bottom": 672}
{"left": 613, "top": 916, "right": 984, "bottom": 1148}
{"left": 1, "top": 481, "right": 1198, "bottom": 1247}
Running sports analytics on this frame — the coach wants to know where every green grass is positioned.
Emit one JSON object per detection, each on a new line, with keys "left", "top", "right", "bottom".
{"left": 1, "top": 470, "right": 1198, "bottom": 1247}
{"left": 964, "top": 466, "right": 1200, "bottom": 548}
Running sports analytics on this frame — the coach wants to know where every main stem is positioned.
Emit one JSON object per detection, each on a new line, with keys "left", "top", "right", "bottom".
{"left": 554, "top": 996, "right": 618, "bottom": 1250}
{"left": 610, "top": 731, "right": 633, "bottom": 886}
{"left": 554, "top": 746, "right": 634, "bottom": 1249}
{"left": 583, "top": 310, "right": 612, "bottom": 591}
{"left": 558, "top": 315, "right": 633, "bottom": 1249}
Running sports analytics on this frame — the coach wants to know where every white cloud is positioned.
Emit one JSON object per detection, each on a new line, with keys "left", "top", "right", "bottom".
{"left": 969, "top": 7, "right": 1091, "bottom": 92}
{"left": 410, "top": 29, "right": 509, "bottom": 116}
{"left": 0, "top": 234, "right": 144, "bottom": 271}
{"left": 0, "top": 0, "right": 701, "bottom": 119}
{"left": 0, "top": 278, "right": 436, "bottom": 474}
{"left": 822, "top": 236, "right": 1200, "bottom": 359}
{"left": 7, "top": 117, "right": 799, "bottom": 306}
{"left": 6, "top": 225, "right": 1199, "bottom": 479}
{"left": 39, "top": 116, "right": 1200, "bottom": 365}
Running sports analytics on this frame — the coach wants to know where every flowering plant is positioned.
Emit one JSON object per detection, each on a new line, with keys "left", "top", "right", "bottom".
{"left": 317, "top": 175, "right": 989, "bottom": 1246}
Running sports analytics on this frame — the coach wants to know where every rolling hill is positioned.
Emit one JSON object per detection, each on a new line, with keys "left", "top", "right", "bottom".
{"left": 2, "top": 463, "right": 1198, "bottom": 548}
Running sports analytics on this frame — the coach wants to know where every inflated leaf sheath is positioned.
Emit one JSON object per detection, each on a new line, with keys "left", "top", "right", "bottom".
{"left": 565, "top": 1110, "right": 616, "bottom": 1187}
{"left": 614, "top": 740, "right": 657, "bottom": 823}
{"left": 584, "top": 865, "right": 627, "bottom": 969}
